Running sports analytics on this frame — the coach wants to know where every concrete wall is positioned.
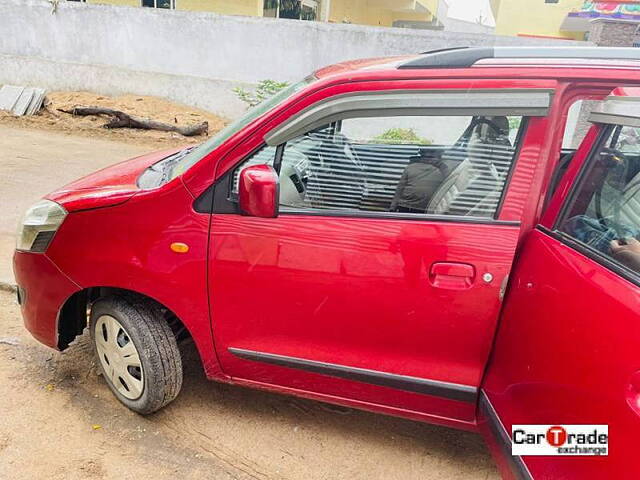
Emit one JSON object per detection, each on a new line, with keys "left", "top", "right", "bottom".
{"left": 0, "top": 0, "right": 587, "bottom": 118}
{"left": 442, "top": 17, "right": 495, "bottom": 35}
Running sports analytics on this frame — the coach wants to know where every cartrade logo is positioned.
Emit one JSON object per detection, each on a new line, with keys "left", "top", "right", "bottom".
{"left": 546, "top": 426, "right": 567, "bottom": 447}
{"left": 512, "top": 425, "right": 608, "bottom": 456}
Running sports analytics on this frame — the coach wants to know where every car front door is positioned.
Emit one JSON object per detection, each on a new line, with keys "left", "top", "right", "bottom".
{"left": 482, "top": 91, "right": 640, "bottom": 479}
{"left": 208, "top": 84, "right": 554, "bottom": 426}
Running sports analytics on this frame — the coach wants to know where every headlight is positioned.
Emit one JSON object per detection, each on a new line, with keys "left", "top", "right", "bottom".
{"left": 16, "top": 200, "right": 67, "bottom": 252}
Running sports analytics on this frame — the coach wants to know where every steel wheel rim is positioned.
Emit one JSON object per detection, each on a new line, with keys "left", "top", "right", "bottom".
{"left": 94, "top": 315, "right": 144, "bottom": 400}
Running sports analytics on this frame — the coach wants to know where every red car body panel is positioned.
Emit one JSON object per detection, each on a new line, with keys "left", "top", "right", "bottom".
{"left": 209, "top": 215, "right": 521, "bottom": 424}
{"left": 44, "top": 180, "right": 226, "bottom": 379}
{"left": 13, "top": 252, "right": 80, "bottom": 348}
{"left": 481, "top": 228, "right": 640, "bottom": 479}
{"left": 12, "top": 56, "right": 640, "bottom": 479}
{"left": 47, "top": 147, "right": 182, "bottom": 212}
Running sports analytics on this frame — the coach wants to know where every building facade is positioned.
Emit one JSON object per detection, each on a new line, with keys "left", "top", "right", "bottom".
{"left": 71, "top": 0, "right": 447, "bottom": 29}
{"left": 491, "top": 0, "right": 640, "bottom": 42}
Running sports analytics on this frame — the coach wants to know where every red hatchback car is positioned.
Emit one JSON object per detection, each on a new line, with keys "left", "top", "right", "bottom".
{"left": 14, "top": 47, "right": 640, "bottom": 479}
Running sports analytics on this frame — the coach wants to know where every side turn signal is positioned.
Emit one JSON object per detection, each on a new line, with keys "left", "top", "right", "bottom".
{"left": 170, "top": 242, "right": 189, "bottom": 254}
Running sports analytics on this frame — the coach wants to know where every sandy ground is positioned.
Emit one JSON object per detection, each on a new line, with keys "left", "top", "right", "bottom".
{"left": 0, "top": 91, "right": 227, "bottom": 149}
{"left": 0, "top": 126, "right": 149, "bottom": 285}
{"left": 0, "top": 291, "right": 498, "bottom": 480}
{"left": 0, "top": 123, "right": 498, "bottom": 479}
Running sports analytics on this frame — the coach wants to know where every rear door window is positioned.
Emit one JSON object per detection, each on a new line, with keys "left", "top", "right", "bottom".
{"left": 558, "top": 125, "right": 640, "bottom": 277}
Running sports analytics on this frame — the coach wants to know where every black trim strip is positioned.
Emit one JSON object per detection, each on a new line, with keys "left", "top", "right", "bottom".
{"left": 479, "top": 392, "right": 533, "bottom": 480}
{"left": 228, "top": 347, "right": 477, "bottom": 403}
{"left": 278, "top": 208, "right": 521, "bottom": 226}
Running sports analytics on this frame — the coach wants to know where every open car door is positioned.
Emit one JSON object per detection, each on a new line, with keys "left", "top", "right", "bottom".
{"left": 208, "top": 82, "right": 555, "bottom": 429}
{"left": 481, "top": 88, "right": 640, "bottom": 479}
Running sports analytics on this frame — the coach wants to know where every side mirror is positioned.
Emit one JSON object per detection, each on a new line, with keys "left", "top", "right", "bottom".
{"left": 238, "top": 165, "right": 279, "bottom": 218}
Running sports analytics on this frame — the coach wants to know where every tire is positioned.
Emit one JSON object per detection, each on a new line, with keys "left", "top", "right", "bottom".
{"left": 89, "top": 295, "right": 183, "bottom": 414}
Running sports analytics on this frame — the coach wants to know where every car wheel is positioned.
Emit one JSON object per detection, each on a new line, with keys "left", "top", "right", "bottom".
{"left": 90, "top": 295, "right": 183, "bottom": 414}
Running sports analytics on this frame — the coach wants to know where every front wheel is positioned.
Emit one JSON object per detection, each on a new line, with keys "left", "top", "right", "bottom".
{"left": 90, "top": 296, "right": 183, "bottom": 414}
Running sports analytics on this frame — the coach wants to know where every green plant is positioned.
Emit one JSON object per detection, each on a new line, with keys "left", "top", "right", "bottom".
{"left": 373, "top": 128, "right": 432, "bottom": 145}
{"left": 508, "top": 116, "right": 521, "bottom": 131}
{"left": 233, "top": 80, "right": 290, "bottom": 108}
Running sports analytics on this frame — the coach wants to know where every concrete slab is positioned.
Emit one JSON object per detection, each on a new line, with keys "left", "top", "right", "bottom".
{"left": 12, "top": 87, "right": 34, "bottom": 116}
{"left": 0, "top": 85, "right": 24, "bottom": 112}
{"left": 26, "top": 88, "right": 46, "bottom": 115}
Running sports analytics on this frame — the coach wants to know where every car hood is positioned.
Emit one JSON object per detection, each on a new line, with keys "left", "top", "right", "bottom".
{"left": 46, "top": 147, "right": 183, "bottom": 212}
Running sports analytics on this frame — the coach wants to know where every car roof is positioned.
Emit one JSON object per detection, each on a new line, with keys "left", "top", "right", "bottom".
{"left": 314, "top": 46, "right": 640, "bottom": 82}
{"left": 591, "top": 86, "right": 640, "bottom": 127}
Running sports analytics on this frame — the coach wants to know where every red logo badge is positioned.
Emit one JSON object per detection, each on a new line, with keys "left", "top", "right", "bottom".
{"left": 546, "top": 426, "right": 567, "bottom": 447}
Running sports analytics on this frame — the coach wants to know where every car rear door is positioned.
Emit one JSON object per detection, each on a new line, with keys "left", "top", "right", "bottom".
{"left": 208, "top": 81, "right": 556, "bottom": 427}
{"left": 481, "top": 89, "right": 640, "bottom": 479}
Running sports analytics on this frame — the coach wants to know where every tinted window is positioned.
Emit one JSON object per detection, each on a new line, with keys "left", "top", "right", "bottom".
{"left": 559, "top": 125, "right": 640, "bottom": 276}
{"left": 233, "top": 114, "right": 526, "bottom": 218}
{"left": 276, "top": 115, "right": 524, "bottom": 217}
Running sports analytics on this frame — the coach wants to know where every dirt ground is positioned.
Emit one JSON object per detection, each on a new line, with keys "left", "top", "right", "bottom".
{"left": 0, "top": 121, "right": 499, "bottom": 479}
{"left": 0, "top": 91, "right": 228, "bottom": 148}
{"left": 0, "top": 291, "right": 498, "bottom": 480}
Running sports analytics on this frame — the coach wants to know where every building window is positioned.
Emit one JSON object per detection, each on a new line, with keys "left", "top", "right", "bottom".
{"left": 545, "top": 0, "right": 560, "bottom": 3}
{"left": 263, "top": 0, "right": 317, "bottom": 21}
{"left": 142, "top": 0, "right": 174, "bottom": 9}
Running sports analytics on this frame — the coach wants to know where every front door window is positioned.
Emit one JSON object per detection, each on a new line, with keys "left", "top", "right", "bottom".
{"left": 233, "top": 114, "right": 526, "bottom": 219}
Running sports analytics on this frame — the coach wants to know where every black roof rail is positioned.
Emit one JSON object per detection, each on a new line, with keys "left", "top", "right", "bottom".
{"left": 398, "top": 46, "right": 640, "bottom": 69}
{"left": 418, "top": 46, "right": 471, "bottom": 55}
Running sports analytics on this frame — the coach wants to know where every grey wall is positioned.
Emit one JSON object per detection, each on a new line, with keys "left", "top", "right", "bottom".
{"left": 0, "top": 0, "right": 587, "bottom": 118}
{"left": 442, "top": 17, "right": 495, "bottom": 35}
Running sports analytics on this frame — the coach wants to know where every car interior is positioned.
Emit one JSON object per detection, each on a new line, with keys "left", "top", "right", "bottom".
{"left": 561, "top": 125, "right": 640, "bottom": 272}
{"left": 274, "top": 115, "right": 523, "bottom": 218}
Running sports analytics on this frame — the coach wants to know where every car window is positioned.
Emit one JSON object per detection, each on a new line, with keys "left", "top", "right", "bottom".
{"left": 168, "top": 76, "right": 315, "bottom": 181}
{"left": 231, "top": 145, "right": 277, "bottom": 195}
{"left": 559, "top": 125, "right": 640, "bottom": 276}
{"left": 563, "top": 100, "right": 591, "bottom": 150}
{"left": 268, "top": 114, "right": 525, "bottom": 218}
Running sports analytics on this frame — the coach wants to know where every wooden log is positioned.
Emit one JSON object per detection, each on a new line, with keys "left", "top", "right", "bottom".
{"left": 58, "top": 106, "right": 208, "bottom": 137}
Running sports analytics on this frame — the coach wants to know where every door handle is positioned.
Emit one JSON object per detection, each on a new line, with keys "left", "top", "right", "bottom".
{"left": 429, "top": 262, "right": 476, "bottom": 290}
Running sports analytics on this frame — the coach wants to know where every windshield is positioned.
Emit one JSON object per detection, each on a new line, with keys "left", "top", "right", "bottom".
{"left": 168, "top": 76, "right": 316, "bottom": 180}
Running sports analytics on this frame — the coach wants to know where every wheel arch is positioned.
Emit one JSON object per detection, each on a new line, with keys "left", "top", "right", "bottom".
{"left": 57, "top": 286, "right": 195, "bottom": 351}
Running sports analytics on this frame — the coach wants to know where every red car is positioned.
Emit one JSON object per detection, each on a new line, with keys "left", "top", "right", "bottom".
{"left": 13, "top": 47, "right": 640, "bottom": 479}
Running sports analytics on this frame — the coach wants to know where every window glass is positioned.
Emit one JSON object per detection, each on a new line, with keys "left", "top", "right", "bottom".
{"left": 562, "top": 100, "right": 599, "bottom": 150}
{"left": 263, "top": 0, "right": 278, "bottom": 17}
{"left": 231, "top": 145, "right": 276, "bottom": 195}
{"left": 168, "top": 76, "right": 315, "bottom": 180}
{"left": 559, "top": 125, "right": 640, "bottom": 275}
{"left": 234, "top": 114, "right": 526, "bottom": 218}
{"left": 280, "top": 115, "right": 524, "bottom": 216}
{"left": 141, "top": 0, "right": 172, "bottom": 7}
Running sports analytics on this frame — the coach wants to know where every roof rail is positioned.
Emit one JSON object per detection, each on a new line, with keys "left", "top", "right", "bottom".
{"left": 398, "top": 46, "right": 640, "bottom": 69}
